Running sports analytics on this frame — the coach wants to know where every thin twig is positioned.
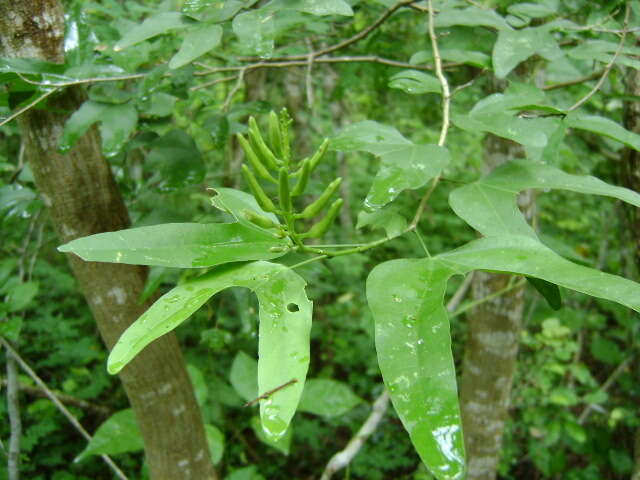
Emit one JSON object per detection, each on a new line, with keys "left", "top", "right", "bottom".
{"left": 0, "top": 88, "right": 59, "bottom": 128}
{"left": 0, "top": 337, "right": 128, "bottom": 480}
{"left": 578, "top": 355, "right": 634, "bottom": 425}
{"left": 543, "top": 70, "right": 604, "bottom": 91}
{"left": 241, "top": 0, "right": 417, "bottom": 63}
{"left": 222, "top": 68, "right": 246, "bottom": 112}
{"left": 190, "top": 74, "right": 238, "bottom": 91}
{"left": 243, "top": 379, "right": 298, "bottom": 407}
{"left": 567, "top": 4, "right": 631, "bottom": 112}
{"left": 6, "top": 350, "right": 21, "bottom": 480}
{"left": 446, "top": 273, "right": 474, "bottom": 312}
{"left": 428, "top": 0, "right": 451, "bottom": 147}
{"left": 450, "top": 279, "right": 527, "bottom": 318}
{"left": 305, "top": 40, "right": 316, "bottom": 109}
{"left": 320, "top": 390, "right": 390, "bottom": 480}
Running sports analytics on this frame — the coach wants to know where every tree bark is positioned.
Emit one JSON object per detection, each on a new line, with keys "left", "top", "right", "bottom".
{"left": 618, "top": 61, "right": 640, "bottom": 480}
{"left": 0, "top": 2, "right": 217, "bottom": 478}
{"left": 459, "top": 135, "right": 531, "bottom": 480}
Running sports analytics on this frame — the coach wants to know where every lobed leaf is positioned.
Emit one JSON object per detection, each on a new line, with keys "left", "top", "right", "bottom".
{"left": 107, "top": 261, "right": 312, "bottom": 441}
{"left": 493, "top": 27, "right": 562, "bottom": 78}
{"left": 449, "top": 159, "right": 640, "bottom": 239}
{"left": 332, "top": 121, "right": 450, "bottom": 210}
{"left": 58, "top": 222, "right": 289, "bottom": 268}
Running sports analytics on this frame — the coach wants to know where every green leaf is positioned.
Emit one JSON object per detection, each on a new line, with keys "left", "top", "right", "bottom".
{"left": 211, "top": 188, "right": 282, "bottom": 237}
{"left": 230, "top": 351, "right": 259, "bottom": 401}
{"left": 225, "top": 465, "right": 265, "bottom": 480}
{"left": 250, "top": 416, "right": 292, "bottom": 455}
{"left": 59, "top": 100, "right": 137, "bottom": 157}
{"left": 107, "top": 261, "right": 312, "bottom": 440}
{"left": 58, "top": 222, "right": 289, "bottom": 267}
{"left": 332, "top": 121, "right": 450, "bottom": 210}
{"left": 298, "top": 379, "right": 362, "bottom": 417}
{"left": 205, "top": 424, "right": 225, "bottom": 464}
{"left": 590, "top": 336, "right": 623, "bottom": 365}
{"left": 367, "top": 259, "right": 465, "bottom": 480}
{"left": 6, "top": 281, "right": 39, "bottom": 312}
{"left": 232, "top": 9, "right": 275, "bottom": 57}
{"left": 435, "top": 6, "right": 511, "bottom": 30}
{"left": 357, "top": 207, "right": 407, "bottom": 239}
{"left": 169, "top": 24, "right": 223, "bottom": 69}
{"left": 449, "top": 159, "right": 640, "bottom": 239}
{"left": 76, "top": 409, "right": 143, "bottom": 461}
{"left": 182, "top": 0, "right": 246, "bottom": 22}
{"left": 367, "top": 230, "right": 640, "bottom": 477}
{"left": 0, "top": 57, "right": 66, "bottom": 76}
{"left": 564, "top": 112, "right": 640, "bottom": 151}
{"left": 114, "top": 12, "right": 191, "bottom": 51}
{"left": 0, "top": 317, "right": 22, "bottom": 343}
{"left": 508, "top": 1, "right": 558, "bottom": 19}
{"left": 526, "top": 277, "right": 562, "bottom": 310}
{"left": 147, "top": 130, "right": 205, "bottom": 190}
{"left": 389, "top": 70, "right": 441, "bottom": 95}
{"left": 187, "top": 364, "right": 209, "bottom": 406}
{"left": 493, "top": 27, "right": 562, "bottom": 78}
{"left": 280, "top": 0, "right": 353, "bottom": 16}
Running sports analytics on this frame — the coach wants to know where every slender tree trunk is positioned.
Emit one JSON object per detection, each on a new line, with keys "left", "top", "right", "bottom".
{"left": 459, "top": 135, "right": 532, "bottom": 480}
{"left": 618, "top": 60, "right": 640, "bottom": 480}
{"left": 0, "top": 2, "right": 216, "bottom": 478}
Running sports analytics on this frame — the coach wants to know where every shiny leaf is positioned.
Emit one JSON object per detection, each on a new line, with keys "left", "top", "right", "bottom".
{"left": 211, "top": 188, "right": 281, "bottom": 237}
{"left": 280, "top": 0, "right": 353, "bottom": 16}
{"left": 58, "top": 222, "right": 289, "bottom": 267}
{"left": 332, "top": 121, "right": 450, "bottom": 210}
{"left": 298, "top": 379, "right": 362, "bottom": 417}
{"left": 250, "top": 416, "right": 292, "bottom": 455}
{"left": 564, "top": 112, "right": 640, "bottom": 151}
{"left": 232, "top": 9, "right": 275, "bottom": 57}
{"left": 449, "top": 159, "right": 640, "bottom": 239}
{"left": 389, "top": 70, "right": 441, "bottom": 95}
{"left": 115, "top": 12, "right": 191, "bottom": 51}
{"left": 169, "top": 23, "right": 223, "bottom": 69}
{"left": 76, "top": 409, "right": 142, "bottom": 461}
{"left": 59, "top": 100, "right": 137, "bottom": 157}
{"left": 107, "top": 261, "right": 312, "bottom": 441}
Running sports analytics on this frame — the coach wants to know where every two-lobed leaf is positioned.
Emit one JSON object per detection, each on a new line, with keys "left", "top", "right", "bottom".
{"left": 107, "top": 261, "right": 312, "bottom": 441}
{"left": 332, "top": 121, "right": 450, "bottom": 210}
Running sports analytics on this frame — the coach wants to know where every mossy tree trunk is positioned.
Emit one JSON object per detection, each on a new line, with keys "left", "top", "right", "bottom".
{"left": 0, "top": 1, "right": 217, "bottom": 478}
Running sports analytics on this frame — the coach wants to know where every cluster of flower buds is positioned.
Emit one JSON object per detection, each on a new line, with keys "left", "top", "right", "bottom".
{"left": 237, "top": 110, "right": 343, "bottom": 241}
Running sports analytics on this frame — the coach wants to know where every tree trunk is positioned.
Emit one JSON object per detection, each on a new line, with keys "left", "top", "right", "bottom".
{"left": 459, "top": 135, "right": 531, "bottom": 480}
{"left": 0, "top": 2, "right": 217, "bottom": 479}
{"left": 618, "top": 61, "right": 640, "bottom": 480}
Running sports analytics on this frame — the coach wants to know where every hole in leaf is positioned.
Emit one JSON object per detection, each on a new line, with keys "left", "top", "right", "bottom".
{"left": 287, "top": 303, "right": 299, "bottom": 313}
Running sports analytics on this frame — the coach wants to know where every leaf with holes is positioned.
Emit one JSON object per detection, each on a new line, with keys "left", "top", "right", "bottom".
{"left": 107, "top": 261, "right": 312, "bottom": 441}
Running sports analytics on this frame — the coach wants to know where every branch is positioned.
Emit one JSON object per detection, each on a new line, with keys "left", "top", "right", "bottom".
{"left": 320, "top": 390, "right": 390, "bottom": 480}
{"left": 578, "top": 355, "right": 634, "bottom": 425}
{"left": 6, "top": 350, "right": 21, "bottom": 480}
{"left": 542, "top": 70, "right": 604, "bottom": 91}
{"left": 0, "top": 337, "right": 128, "bottom": 480}
{"left": 567, "top": 3, "right": 631, "bottom": 112}
{"left": 240, "top": 0, "right": 418, "bottom": 62}
{"left": 0, "top": 88, "right": 59, "bottom": 128}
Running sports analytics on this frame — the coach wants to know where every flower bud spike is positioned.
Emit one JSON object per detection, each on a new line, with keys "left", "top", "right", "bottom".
{"left": 268, "top": 111, "right": 284, "bottom": 159}
{"left": 308, "top": 138, "right": 329, "bottom": 174}
{"left": 249, "top": 117, "right": 281, "bottom": 169}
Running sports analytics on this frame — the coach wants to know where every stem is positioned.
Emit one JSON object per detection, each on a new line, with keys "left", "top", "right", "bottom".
{"left": 6, "top": 350, "right": 21, "bottom": 480}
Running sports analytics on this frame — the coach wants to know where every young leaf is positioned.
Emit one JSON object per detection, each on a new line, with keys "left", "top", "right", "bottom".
{"left": 367, "top": 259, "right": 465, "bottom": 480}
{"left": 107, "top": 261, "right": 312, "bottom": 441}
{"left": 76, "top": 409, "right": 143, "bottom": 462}
{"left": 58, "top": 223, "right": 289, "bottom": 267}
{"left": 332, "top": 121, "right": 450, "bottom": 210}
{"left": 114, "top": 12, "right": 191, "bottom": 51}
{"left": 298, "top": 379, "right": 362, "bottom": 417}
{"left": 449, "top": 159, "right": 640, "bottom": 239}
{"left": 169, "top": 23, "right": 223, "bottom": 69}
